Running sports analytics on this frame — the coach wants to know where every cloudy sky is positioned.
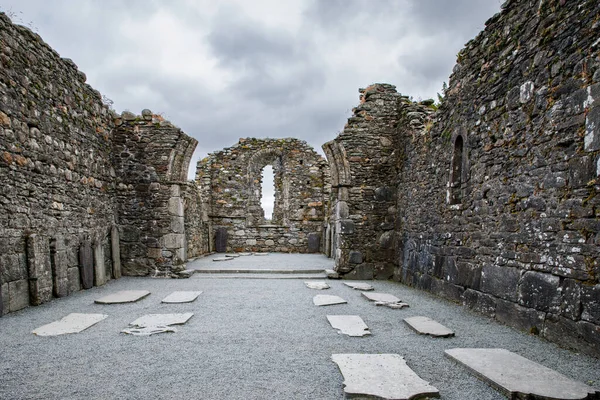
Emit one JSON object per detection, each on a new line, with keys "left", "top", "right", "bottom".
{"left": 2, "top": 0, "right": 501, "bottom": 217}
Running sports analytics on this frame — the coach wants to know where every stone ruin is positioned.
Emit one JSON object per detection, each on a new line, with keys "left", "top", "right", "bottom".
{"left": 0, "top": 0, "right": 599, "bottom": 358}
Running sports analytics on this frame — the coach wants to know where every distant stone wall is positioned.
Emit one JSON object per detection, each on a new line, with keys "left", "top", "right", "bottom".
{"left": 197, "top": 138, "right": 329, "bottom": 253}
{"left": 112, "top": 111, "right": 197, "bottom": 276}
{"left": 182, "top": 181, "right": 208, "bottom": 259}
{"left": 0, "top": 13, "right": 117, "bottom": 314}
{"left": 394, "top": 0, "right": 600, "bottom": 357}
{"left": 323, "top": 84, "right": 403, "bottom": 279}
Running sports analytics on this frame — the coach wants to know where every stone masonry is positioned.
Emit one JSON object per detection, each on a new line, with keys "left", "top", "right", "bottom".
{"left": 325, "top": 0, "right": 600, "bottom": 357}
{"left": 0, "top": 13, "right": 198, "bottom": 316}
{"left": 196, "top": 138, "right": 330, "bottom": 253}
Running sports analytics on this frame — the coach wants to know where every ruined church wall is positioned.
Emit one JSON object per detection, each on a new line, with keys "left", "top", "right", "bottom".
{"left": 197, "top": 138, "right": 328, "bottom": 253}
{"left": 395, "top": 0, "right": 600, "bottom": 356}
{"left": 323, "top": 84, "right": 402, "bottom": 279}
{"left": 112, "top": 112, "right": 197, "bottom": 276}
{"left": 0, "top": 13, "right": 117, "bottom": 314}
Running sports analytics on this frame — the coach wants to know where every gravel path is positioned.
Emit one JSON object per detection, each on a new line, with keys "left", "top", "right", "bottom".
{"left": 0, "top": 255, "right": 598, "bottom": 399}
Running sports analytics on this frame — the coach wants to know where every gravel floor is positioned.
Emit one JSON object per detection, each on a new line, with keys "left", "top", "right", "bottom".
{"left": 0, "top": 255, "right": 598, "bottom": 399}
{"left": 188, "top": 252, "right": 335, "bottom": 271}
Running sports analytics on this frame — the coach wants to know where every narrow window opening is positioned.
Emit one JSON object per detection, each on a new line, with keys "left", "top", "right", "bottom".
{"left": 228, "top": 176, "right": 232, "bottom": 181}
{"left": 450, "top": 136, "right": 464, "bottom": 205}
{"left": 306, "top": 180, "right": 310, "bottom": 185}
{"left": 49, "top": 238, "right": 58, "bottom": 297}
{"left": 299, "top": 160, "right": 303, "bottom": 165}
{"left": 261, "top": 165, "right": 275, "bottom": 222}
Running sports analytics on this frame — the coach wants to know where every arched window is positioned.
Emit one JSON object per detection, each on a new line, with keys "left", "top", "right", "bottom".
{"left": 261, "top": 165, "right": 275, "bottom": 221}
{"left": 450, "top": 135, "right": 463, "bottom": 205}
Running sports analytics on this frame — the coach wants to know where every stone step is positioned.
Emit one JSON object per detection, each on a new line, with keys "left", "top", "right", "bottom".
{"left": 192, "top": 273, "right": 328, "bottom": 280}
{"left": 193, "top": 268, "right": 326, "bottom": 274}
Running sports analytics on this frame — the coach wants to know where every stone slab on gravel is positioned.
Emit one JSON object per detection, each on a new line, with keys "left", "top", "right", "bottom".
{"left": 332, "top": 354, "right": 440, "bottom": 399}
{"left": 343, "top": 282, "right": 374, "bottom": 291}
{"left": 362, "top": 292, "right": 409, "bottom": 309}
{"left": 95, "top": 290, "right": 150, "bottom": 304}
{"left": 161, "top": 291, "right": 203, "bottom": 303}
{"left": 122, "top": 326, "right": 177, "bottom": 336}
{"left": 327, "top": 315, "right": 371, "bottom": 337}
{"left": 404, "top": 316, "right": 455, "bottom": 338}
{"left": 33, "top": 313, "right": 107, "bottom": 336}
{"left": 225, "top": 254, "right": 240, "bottom": 258}
{"left": 129, "top": 313, "right": 194, "bottom": 328}
{"left": 313, "top": 295, "right": 347, "bottom": 306}
{"left": 305, "top": 281, "right": 330, "bottom": 290}
{"left": 213, "top": 256, "right": 234, "bottom": 262}
{"left": 253, "top": 253, "right": 269, "bottom": 256}
{"left": 445, "top": 348, "right": 600, "bottom": 400}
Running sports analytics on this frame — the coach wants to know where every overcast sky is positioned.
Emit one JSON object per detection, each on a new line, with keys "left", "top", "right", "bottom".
{"left": 2, "top": 0, "right": 501, "bottom": 217}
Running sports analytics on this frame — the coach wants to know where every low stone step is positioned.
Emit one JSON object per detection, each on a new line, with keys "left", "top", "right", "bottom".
{"left": 192, "top": 273, "right": 328, "bottom": 280}
{"left": 194, "top": 268, "right": 326, "bottom": 274}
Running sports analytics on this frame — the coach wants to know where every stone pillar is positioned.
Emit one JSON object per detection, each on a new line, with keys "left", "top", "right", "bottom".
{"left": 79, "top": 240, "right": 94, "bottom": 289}
{"left": 111, "top": 226, "right": 122, "bottom": 279}
{"left": 26, "top": 234, "right": 53, "bottom": 306}
{"left": 93, "top": 241, "right": 106, "bottom": 286}
{"left": 50, "top": 236, "right": 69, "bottom": 298}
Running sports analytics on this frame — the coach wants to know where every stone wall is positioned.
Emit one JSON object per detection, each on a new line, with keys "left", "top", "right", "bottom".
{"left": 0, "top": 13, "right": 118, "bottom": 314}
{"left": 0, "top": 13, "right": 200, "bottom": 315}
{"left": 323, "top": 84, "right": 403, "bottom": 279}
{"left": 326, "top": 0, "right": 600, "bottom": 357}
{"left": 112, "top": 111, "right": 197, "bottom": 276}
{"left": 196, "top": 138, "right": 329, "bottom": 253}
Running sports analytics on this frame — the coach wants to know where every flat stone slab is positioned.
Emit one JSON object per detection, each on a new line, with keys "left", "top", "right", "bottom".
{"left": 95, "top": 290, "right": 150, "bottom": 304}
{"left": 129, "top": 313, "right": 194, "bottom": 328}
{"left": 161, "top": 291, "right": 202, "bottom": 303}
{"left": 404, "top": 316, "right": 455, "bottom": 338}
{"left": 343, "top": 282, "right": 374, "bottom": 291}
{"left": 325, "top": 269, "right": 340, "bottom": 279}
{"left": 313, "top": 295, "right": 347, "bottom": 306}
{"left": 327, "top": 315, "right": 371, "bottom": 337}
{"left": 213, "top": 256, "right": 234, "bottom": 262}
{"left": 239, "top": 252, "right": 252, "bottom": 256}
{"left": 362, "top": 292, "right": 409, "bottom": 309}
{"left": 305, "top": 281, "right": 330, "bottom": 290}
{"left": 225, "top": 254, "right": 240, "bottom": 258}
{"left": 33, "top": 313, "right": 108, "bottom": 336}
{"left": 332, "top": 354, "right": 440, "bottom": 399}
{"left": 445, "top": 348, "right": 600, "bottom": 400}
{"left": 122, "top": 326, "right": 177, "bottom": 336}
{"left": 253, "top": 252, "right": 269, "bottom": 256}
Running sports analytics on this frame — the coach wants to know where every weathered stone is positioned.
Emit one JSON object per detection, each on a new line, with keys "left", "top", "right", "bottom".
{"left": 26, "top": 234, "right": 52, "bottom": 306}
{"left": 122, "top": 326, "right": 177, "bottom": 336}
{"left": 33, "top": 313, "right": 107, "bottom": 336}
{"left": 480, "top": 264, "right": 520, "bottom": 302}
{"left": 95, "top": 290, "right": 150, "bottom": 304}
{"left": 313, "top": 295, "right": 347, "bottom": 306}
{"left": 327, "top": 315, "right": 371, "bottom": 337}
{"left": 404, "top": 316, "right": 454, "bottom": 337}
{"left": 343, "top": 282, "right": 374, "bottom": 291}
{"left": 215, "top": 227, "right": 228, "bottom": 253}
{"left": 8, "top": 279, "right": 29, "bottom": 312}
{"left": 348, "top": 251, "right": 363, "bottom": 264}
{"left": 212, "top": 256, "right": 234, "bottom": 262}
{"left": 332, "top": 354, "right": 440, "bottom": 399}
{"left": 304, "top": 281, "right": 330, "bottom": 290}
{"left": 129, "top": 313, "right": 193, "bottom": 327}
{"left": 445, "top": 348, "right": 599, "bottom": 399}
{"left": 307, "top": 233, "right": 320, "bottom": 253}
{"left": 362, "top": 292, "right": 409, "bottom": 309}
{"left": 111, "top": 226, "right": 122, "bottom": 279}
{"left": 518, "top": 271, "right": 560, "bottom": 312}
{"left": 93, "top": 241, "right": 106, "bottom": 287}
{"left": 79, "top": 241, "right": 94, "bottom": 290}
{"left": 495, "top": 298, "right": 545, "bottom": 335}
{"left": 161, "top": 291, "right": 202, "bottom": 303}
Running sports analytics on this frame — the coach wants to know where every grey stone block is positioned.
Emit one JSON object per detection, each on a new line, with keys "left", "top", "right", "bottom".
{"left": 111, "top": 226, "right": 122, "bottom": 279}
{"left": 543, "top": 314, "right": 600, "bottom": 358}
{"left": 581, "top": 284, "right": 600, "bottom": 324}
{"left": 93, "top": 241, "right": 106, "bottom": 287}
{"left": 0, "top": 282, "right": 5, "bottom": 316}
{"left": 67, "top": 267, "right": 80, "bottom": 295}
{"left": 345, "top": 263, "right": 373, "bottom": 280}
{"left": 79, "top": 241, "right": 94, "bottom": 290}
{"left": 307, "top": 233, "right": 320, "bottom": 253}
{"left": 462, "top": 289, "right": 496, "bottom": 318}
{"left": 339, "top": 219, "right": 355, "bottom": 235}
{"left": 9, "top": 279, "right": 29, "bottom": 312}
{"left": 349, "top": 251, "right": 363, "bottom": 264}
{"left": 517, "top": 271, "right": 560, "bottom": 312}
{"left": 481, "top": 264, "right": 520, "bottom": 302}
{"left": 495, "top": 298, "right": 545, "bottom": 335}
